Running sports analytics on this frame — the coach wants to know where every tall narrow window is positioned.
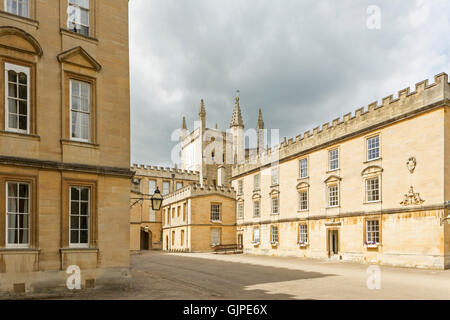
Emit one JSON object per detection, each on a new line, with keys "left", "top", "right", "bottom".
{"left": 299, "top": 158, "right": 308, "bottom": 178}
{"left": 271, "top": 167, "right": 279, "bottom": 186}
{"left": 253, "top": 200, "right": 260, "bottom": 217}
{"left": 271, "top": 197, "right": 279, "bottom": 215}
{"left": 298, "top": 191, "right": 308, "bottom": 211}
{"left": 367, "top": 135, "right": 380, "bottom": 161}
{"left": 210, "top": 228, "right": 221, "bottom": 246}
{"left": 69, "top": 186, "right": 90, "bottom": 247}
{"left": 254, "top": 174, "right": 260, "bottom": 190}
{"left": 238, "top": 180, "right": 243, "bottom": 195}
{"left": 366, "top": 177, "right": 380, "bottom": 202}
{"left": 253, "top": 227, "right": 260, "bottom": 243}
{"left": 6, "top": 182, "right": 29, "bottom": 247}
{"left": 237, "top": 202, "right": 244, "bottom": 219}
{"left": 70, "top": 80, "right": 90, "bottom": 142}
{"left": 180, "top": 230, "right": 185, "bottom": 246}
{"left": 149, "top": 180, "right": 156, "bottom": 194}
{"left": 5, "top": 63, "right": 29, "bottom": 133}
{"left": 5, "top": 0, "right": 29, "bottom": 18}
{"left": 67, "top": 0, "right": 90, "bottom": 36}
{"left": 298, "top": 224, "right": 308, "bottom": 244}
{"left": 366, "top": 220, "right": 380, "bottom": 245}
{"left": 329, "top": 149, "right": 339, "bottom": 171}
{"left": 271, "top": 225, "right": 278, "bottom": 244}
{"left": 162, "top": 181, "right": 170, "bottom": 195}
{"left": 210, "top": 203, "right": 221, "bottom": 221}
{"left": 328, "top": 185, "right": 339, "bottom": 207}
{"left": 176, "top": 182, "right": 183, "bottom": 190}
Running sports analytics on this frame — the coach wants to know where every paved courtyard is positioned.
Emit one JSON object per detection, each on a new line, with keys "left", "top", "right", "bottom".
{"left": 60, "top": 251, "right": 450, "bottom": 300}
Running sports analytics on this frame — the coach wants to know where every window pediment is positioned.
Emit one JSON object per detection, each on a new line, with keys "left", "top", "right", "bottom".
{"left": 324, "top": 175, "right": 341, "bottom": 184}
{"left": 57, "top": 46, "right": 102, "bottom": 72}
{"left": 269, "top": 189, "right": 280, "bottom": 197}
{"left": 252, "top": 193, "right": 261, "bottom": 200}
{"left": 296, "top": 182, "right": 310, "bottom": 191}
{"left": 0, "top": 26, "right": 43, "bottom": 56}
{"left": 361, "top": 165, "right": 383, "bottom": 177}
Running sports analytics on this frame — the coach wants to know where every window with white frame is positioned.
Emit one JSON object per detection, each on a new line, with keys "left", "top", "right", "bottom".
{"left": 367, "top": 135, "right": 380, "bottom": 161}
{"left": 210, "top": 228, "right": 221, "bottom": 246}
{"left": 176, "top": 182, "right": 183, "bottom": 190}
{"left": 210, "top": 203, "right": 221, "bottom": 221}
{"left": 149, "top": 180, "right": 156, "bottom": 195}
{"left": 253, "top": 227, "right": 260, "bottom": 243}
{"left": 366, "top": 177, "right": 380, "bottom": 202}
{"left": 5, "top": 63, "right": 30, "bottom": 133}
{"left": 329, "top": 149, "right": 339, "bottom": 171}
{"left": 328, "top": 185, "right": 339, "bottom": 207}
{"left": 5, "top": 0, "right": 29, "bottom": 18}
{"left": 366, "top": 220, "right": 380, "bottom": 245}
{"left": 253, "top": 200, "right": 260, "bottom": 217}
{"left": 271, "top": 197, "right": 279, "bottom": 215}
{"left": 254, "top": 174, "right": 260, "bottom": 190}
{"left": 299, "top": 158, "right": 308, "bottom": 178}
{"left": 6, "top": 182, "right": 30, "bottom": 247}
{"left": 237, "top": 202, "right": 244, "bottom": 219}
{"left": 162, "top": 181, "right": 170, "bottom": 195}
{"left": 69, "top": 186, "right": 90, "bottom": 247}
{"left": 238, "top": 180, "right": 243, "bottom": 195}
{"left": 298, "top": 191, "right": 308, "bottom": 211}
{"left": 70, "top": 79, "right": 90, "bottom": 141}
{"left": 271, "top": 225, "right": 278, "bottom": 244}
{"left": 298, "top": 224, "right": 308, "bottom": 244}
{"left": 271, "top": 167, "right": 279, "bottom": 185}
{"left": 67, "top": 0, "right": 90, "bottom": 36}
{"left": 149, "top": 208, "right": 156, "bottom": 222}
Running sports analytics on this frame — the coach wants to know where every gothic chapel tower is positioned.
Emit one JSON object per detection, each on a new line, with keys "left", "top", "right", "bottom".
{"left": 230, "top": 96, "right": 245, "bottom": 164}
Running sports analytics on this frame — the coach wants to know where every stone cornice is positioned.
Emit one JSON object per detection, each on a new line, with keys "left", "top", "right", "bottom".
{"left": 0, "top": 156, "right": 133, "bottom": 178}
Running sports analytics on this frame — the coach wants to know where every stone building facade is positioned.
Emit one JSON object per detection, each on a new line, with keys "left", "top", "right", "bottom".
{"left": 0, "top": 0, "right": 132, "bottom": 295}
{"left": 232, "top": 73, "right": 450, "bottom": 269}
{"left": 130, "top": 165, "right": 199, "bottom": 251}
{"left": 161, "top": 184, "right": 236, "bottom": 252}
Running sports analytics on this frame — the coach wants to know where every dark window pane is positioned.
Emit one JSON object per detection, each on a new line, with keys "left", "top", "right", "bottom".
{"left": 70, "top": 201, "right": 79, "bottom": 215}
{"left": 80, "top": 216, "right": 88, "bottom": 229}
{"left": 8, "top": 70, "right": 17, "bottom": 83}
{"left": 8, "top": 198, "right": 18, "bottom": 213}
{"left": 8, "top": 229, "right": 17, "bottom": 244}
{"left": 19, "top": 229, "right": 28, "bottom": 244}
{"left": 8, "top": 83, "right": 17, "bottom": 98}
{"left": 19, "top": 199, "right": 28, "bottom": 213}
{"left": 70, "top": 230, "right": 79, "bottom": 244}
{"left": 80, "top": 202, "right": 89, "bottom": 215}
{"left": 8, "top": 99, "right": 17, "bottom": 113}
{"left": 70, "top": 216, "right": 79, "bottom": 229}
{"left": 19, "top": 184, "right": 28, "bottom": 197}
{"left": 18, "top": 72, "right": 27, "bottom": 84}
{"left": 8, "top": 183, "right": 17, "bottom": 197}
{"left": 19, "top": 116, "right": 27, "bottom": 130}
{"left": 7, "top": 214, "right": 17, "bottom": 228}
{"left": 19, "top": 85, "right": 27, "bottom": 99}
{"left": 19, "top": 214, "right": 28, "bottom": 228}
{"left": 19, "top": 100, "right": 27, "bottom": 115}
{"left": 71, "top": 187, "right": 79, "bottom": 200}
{"left": 81, "top": 188, "right": 89, "bottom": 201}
{"left": 80, "top": 230, "right": 88, "bottom": 244}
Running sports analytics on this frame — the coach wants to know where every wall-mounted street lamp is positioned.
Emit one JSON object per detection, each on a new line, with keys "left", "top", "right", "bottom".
{"left": 440, "top": 201, "right": 450, "bottom": 226}
{"left": 130, "top": 187, "right": 163, "bottom": 210}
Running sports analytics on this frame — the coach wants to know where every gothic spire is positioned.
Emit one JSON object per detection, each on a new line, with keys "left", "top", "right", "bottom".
{"left": 257, "top": 108, "right": 264, "bottom": 129}
{"left": 199, "top": 99, "right": 206, "bottom": 117}
{"left": 181, "top": 116, "right": 187, "bottom": 130}
{"left": 230, "top": 95, "right": 244, "bottom": 128}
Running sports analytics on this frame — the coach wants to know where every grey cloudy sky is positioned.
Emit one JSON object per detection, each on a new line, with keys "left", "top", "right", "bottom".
{"left": 129, "top": 0, "right": 449, "bottom": 167}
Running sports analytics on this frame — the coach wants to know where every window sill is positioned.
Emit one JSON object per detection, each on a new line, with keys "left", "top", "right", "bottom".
{"left": 60, "top": 28, "right": 99, "bottom": 45}
{"left": 364, "top": 201, "right": 382, "bottom": 205}
{"left": 364, "top": 157, "right": 382, "bottom": 164}
{"left": 0, "top": 10, "right": 39, "bottom": 28}
{"left": 297, "top": 209, "right": 309, "bottom": 213}
{"left": 0, "top": 248, "right": 40, "bottom": 254}
{"left": 298, "top": 243, "right": 308, "bottom": 248}
{"left": 298, "top": 176, "right": 309, "bottom": 181}
{"left": 270, "top": 184, "right": 279, "bottom": 188}
{"left": 271, "top": 213, "right": 279, "bottom": 216}
{"left": 0, "top": 130, "right": 40, "bottom": 141}
{"left": 326, "top": 206, "right": 340, "bottom": 209}
{"left": 365, "top": 244, "right": 379, "bottom": 249}
{"left": 326, "top": 168, "right": 340, "bottom": 174}
{"left": 211, "top": 220, "right": 222, "bottom": 223}
{"left": 61, "top": 139, "right": 99, "bottom": 149}
{"left": 60, "top": 247, "right": 99, "bottom": 254}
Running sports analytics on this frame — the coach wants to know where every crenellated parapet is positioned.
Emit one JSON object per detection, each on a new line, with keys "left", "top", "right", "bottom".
{"left": 162, "top": 183, "right": 236, "bottom": 206}
{"left": 131, "top": 164, "right": 200, "bottom": 180}
{"left": 233, "top": 72, "right": 450, "bottom": 177}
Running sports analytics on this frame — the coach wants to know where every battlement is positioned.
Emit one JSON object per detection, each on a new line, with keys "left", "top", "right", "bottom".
{"left": 131, "top": 164, "right": 200, "bottom": 180}
{"left": 234, "top": 72, "right": 450, "bottom": 176}
{"left": 162, "top": 183, "right": 236, "bottom": 206}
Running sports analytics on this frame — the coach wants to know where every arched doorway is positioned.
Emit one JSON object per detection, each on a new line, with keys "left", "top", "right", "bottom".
{"left": 140, "top": 228, "right": 152, "bottom": 250}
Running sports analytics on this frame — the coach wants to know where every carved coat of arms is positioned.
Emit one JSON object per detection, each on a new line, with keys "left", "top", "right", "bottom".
{"left": 400, "top": 186, "right": 424, "bottom": 206}
{"left": 406, "top": 157, "right": 417, "bottom": 173}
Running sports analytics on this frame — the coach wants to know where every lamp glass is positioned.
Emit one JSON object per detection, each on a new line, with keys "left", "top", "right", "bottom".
{"left": 151, "top": 187, "right": 163, "bottom": 211}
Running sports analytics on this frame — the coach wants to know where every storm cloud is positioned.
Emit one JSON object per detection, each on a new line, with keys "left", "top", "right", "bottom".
{"left": 129, "top": 0, "right": 450, "bottom": 166}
